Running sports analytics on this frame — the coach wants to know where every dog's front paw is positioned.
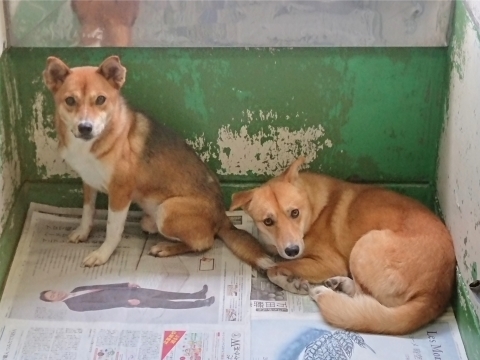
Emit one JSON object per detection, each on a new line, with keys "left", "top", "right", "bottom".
{"left": 267, "top": 267, "right": 309, "bottom": 295}
{"left": 82, "top": 249, "right": 109, "bottom": 267}
{"left": 309, "top": 285, "right": 333, "bottom": 301}
{"left": 68, "top": 226, "right": 91, "bottom": 243}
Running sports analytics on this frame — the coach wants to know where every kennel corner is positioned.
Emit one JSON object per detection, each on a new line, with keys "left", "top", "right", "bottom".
{"left": 0, "top": 0, "right": 479, "bottom": 358}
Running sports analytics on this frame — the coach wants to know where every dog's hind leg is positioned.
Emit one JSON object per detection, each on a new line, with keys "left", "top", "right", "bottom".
{"left": 149, "top": 197, "right": 216, "bottom": 257}
{"left": 323, "top": 276, "right": 357, "bottom": 297}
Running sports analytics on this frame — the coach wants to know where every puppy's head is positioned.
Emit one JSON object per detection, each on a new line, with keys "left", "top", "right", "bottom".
{"left": 230, "top": 157, "right": 311, "bottom": 260}
{"left": 43, "top": 55, "right": 126, "bottom": 141}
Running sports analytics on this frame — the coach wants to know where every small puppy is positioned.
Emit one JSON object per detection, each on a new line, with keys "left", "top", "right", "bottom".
{"left": 43, "top": 55, "right": 273, "bottom": 270}
{"left": 230, "top": 157, "right": 456, "bottom": 334}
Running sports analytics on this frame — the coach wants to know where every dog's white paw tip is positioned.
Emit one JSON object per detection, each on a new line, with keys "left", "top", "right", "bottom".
{"left": 149, "top": 243, "right": 174, "bottom": 257}
{"left": 309, "top": 285, "right": 330, "bottom": 300}
{"left": 68, "top": 227, "right": 90, "bottom": 243}
{"left": 256, "top": 257, "right": 275, "bottom": 270}
{"left": 82, "top": 251, "right": 108, "bottom": 267}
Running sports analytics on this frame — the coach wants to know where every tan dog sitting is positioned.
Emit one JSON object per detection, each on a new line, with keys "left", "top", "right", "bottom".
{"left": 43, "top": 55, "right": 273, "bottom": 270}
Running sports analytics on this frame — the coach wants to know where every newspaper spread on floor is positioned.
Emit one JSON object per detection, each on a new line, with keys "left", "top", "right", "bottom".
{"left": 0, "top": 203, "right": 470, "bottom": 360}
{"left": 250, "top": 267, "right": 468, "bottom": 360}
{"left": 0, "top": 203, "right": 252, "bottom": 360}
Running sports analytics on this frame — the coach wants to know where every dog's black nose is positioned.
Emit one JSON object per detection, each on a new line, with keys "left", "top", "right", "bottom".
{"left": 284, "top": 245, "right": 300, "bottom": 257}
{"left": 78, "top": 122, "right": 93, "bottom": 136}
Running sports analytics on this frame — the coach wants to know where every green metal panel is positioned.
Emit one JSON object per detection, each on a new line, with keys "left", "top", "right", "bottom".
{"left": 8, "top": 47, "right": 448, "bottom": 186}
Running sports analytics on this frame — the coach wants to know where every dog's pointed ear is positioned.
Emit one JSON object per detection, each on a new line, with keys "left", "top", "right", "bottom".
{"left": 43, "top": 57, "right": 71, "bottom": 93}
{"left": 230, "top": 190, "right": 255, "bottom": 211}
{"left": 281, "top": 157, "right": 306, "bottom": 183}
{"left": 97, "top": 56, "right": 126, "bottom": 89}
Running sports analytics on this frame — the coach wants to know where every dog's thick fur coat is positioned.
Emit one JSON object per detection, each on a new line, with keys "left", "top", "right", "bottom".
{"left": 43, "top": 55, "right": 273, "bottom": 270}
{"left": 231, "top": 157, "right": 456, "bottom": 335}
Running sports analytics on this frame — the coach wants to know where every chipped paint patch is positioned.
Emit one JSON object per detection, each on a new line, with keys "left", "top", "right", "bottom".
{"left": 185, "top": 134, "right": 215, "bottom": 163}
{"left": 216, "top": 124, "right": 331, "bottom": 176}
{"left": 31, "top": 92, "right": 77, "bottom": 179}
{"left": 185, "top": 109, "right": 333, "bottom": 175}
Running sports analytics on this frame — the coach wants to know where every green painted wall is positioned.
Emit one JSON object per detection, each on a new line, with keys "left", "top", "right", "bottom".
{"left": 10, "top": 47, "right": 448, "bottom": 190}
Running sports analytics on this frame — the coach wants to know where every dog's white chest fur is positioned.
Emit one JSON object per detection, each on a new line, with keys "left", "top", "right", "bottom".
{"left": 61, "top": 136, "right": 112, "bottom": 192}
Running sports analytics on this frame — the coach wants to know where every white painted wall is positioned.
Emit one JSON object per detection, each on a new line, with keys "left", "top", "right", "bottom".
{"left": 437, "top": 1, "right": 480, "bottom": 315}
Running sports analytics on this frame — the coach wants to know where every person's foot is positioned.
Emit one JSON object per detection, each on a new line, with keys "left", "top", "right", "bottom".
{"left": 205, "top": 296, "right": 215, "bottom": 306}
{"left": 191, "top": 284, "right": 208, "bottom": 299}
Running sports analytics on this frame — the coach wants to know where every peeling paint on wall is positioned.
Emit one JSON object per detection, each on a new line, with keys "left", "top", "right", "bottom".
{"left": 31, "top": 92, "right": 76, "bottom": 179}
{"left": 185, "top": 108, "right": 332, "bottom": 176}
{"left": 7, "top": 48, "right": 448, "bottom": 184}
{"left": 216, "top": 124, "right": 331, "bottom": 176}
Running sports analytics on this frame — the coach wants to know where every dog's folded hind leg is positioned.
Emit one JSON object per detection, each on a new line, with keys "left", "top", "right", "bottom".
{"left": 323, "top": 276, "right": 357, "bottom": 297}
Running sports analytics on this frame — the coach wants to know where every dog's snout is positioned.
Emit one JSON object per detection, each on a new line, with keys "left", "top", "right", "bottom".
{"left": 284, "top": 245, "right": 300, "bottom": 258}
{"left": 78, "top": 122, "right": 93, "bottom": 136}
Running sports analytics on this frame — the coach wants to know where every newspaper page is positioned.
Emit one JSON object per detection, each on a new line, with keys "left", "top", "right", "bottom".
{"left": 0, "top": 203, "right": 471, "bottom": 360}
{"left": 249, "top": 256, "right": 469, "bottom": 359}
{"left": 0, "top": 203, "right": 252, "bottom": 359}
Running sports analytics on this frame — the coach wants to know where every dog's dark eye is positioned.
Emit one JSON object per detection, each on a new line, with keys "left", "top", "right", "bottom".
{"left": 263, "top": 218, "right": 274, "bottom": 227}
{"left": 291, "top": 209, "right": 300, "bottom": 219}
{"left": 96, "top": 96, "right": 106, "bottom": 105}
{"left": 65, "top": 97, "right": 75, "bottom": 106}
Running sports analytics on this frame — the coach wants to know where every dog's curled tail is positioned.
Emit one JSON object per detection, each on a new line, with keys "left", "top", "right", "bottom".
{"left": 314, "top": 289, "right": 438, "bottom": 335}
{"left": 216, "top": 216, "right": 275, "bottom": 271}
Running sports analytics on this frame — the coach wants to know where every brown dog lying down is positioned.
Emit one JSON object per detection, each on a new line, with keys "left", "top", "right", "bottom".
{"left": 230, "top": 157, "right": 456, "bottom": 335}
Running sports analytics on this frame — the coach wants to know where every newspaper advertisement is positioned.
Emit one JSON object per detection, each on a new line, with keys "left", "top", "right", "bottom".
{"left": 0, "top": 203, "right": 251, "bottom": 359}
